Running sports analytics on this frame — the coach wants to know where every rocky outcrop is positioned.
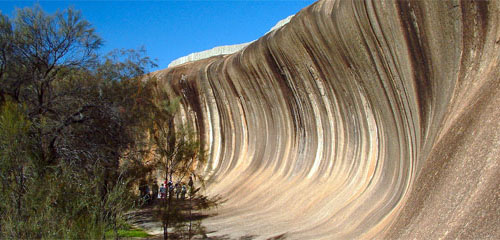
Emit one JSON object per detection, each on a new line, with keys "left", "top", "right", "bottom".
{"left": 156, "top": 0, "right": 500, "bottom": 239}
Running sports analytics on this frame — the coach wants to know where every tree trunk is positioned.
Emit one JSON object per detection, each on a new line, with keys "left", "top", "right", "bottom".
{"left": 164, "top": 193, "right": 172, "bottom": 240}
{"left": 189, "top": 193, "right": 192, "bottom": 239}
{"left": 163, "top": 167, "right": 172, "bottom": 240}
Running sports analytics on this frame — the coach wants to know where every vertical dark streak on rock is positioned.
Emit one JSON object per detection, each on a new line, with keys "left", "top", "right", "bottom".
{"left": 396, "top": 0, "right": 432, "bottom": 134}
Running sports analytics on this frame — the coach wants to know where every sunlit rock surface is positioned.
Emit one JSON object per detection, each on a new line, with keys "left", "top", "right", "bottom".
{"left": 155, "top": 0, "right": 500, "bottom": 239}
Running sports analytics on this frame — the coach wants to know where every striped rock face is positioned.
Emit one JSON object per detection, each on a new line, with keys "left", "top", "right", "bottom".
{"left": 155, "top": 0, "right": 500, "bottom": 239}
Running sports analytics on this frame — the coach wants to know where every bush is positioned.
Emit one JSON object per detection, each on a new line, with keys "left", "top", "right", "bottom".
{"left": 0, "top": 6, "right": 157, "bottom": 238}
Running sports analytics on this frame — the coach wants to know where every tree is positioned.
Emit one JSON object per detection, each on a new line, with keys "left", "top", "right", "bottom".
{"left": 0, "top": 6, "right": 158, "bottom": 238}
{"left": 0, "top": 5, "right": 102, "bottom": 165}
{"left": 0, "top": 5, "right": 216, "bottom": 239}
{"left": 146, "top": 78, "right": 218, "bottom": 239}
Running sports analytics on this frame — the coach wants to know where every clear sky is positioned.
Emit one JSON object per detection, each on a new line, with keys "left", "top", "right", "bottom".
{"left": 0, "top": 0, "right": 316, "bottom": 71}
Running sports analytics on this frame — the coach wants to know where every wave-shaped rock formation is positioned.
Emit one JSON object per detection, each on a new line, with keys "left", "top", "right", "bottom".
{"left": 156, "top": 0, "right": 500, "bottom": 239}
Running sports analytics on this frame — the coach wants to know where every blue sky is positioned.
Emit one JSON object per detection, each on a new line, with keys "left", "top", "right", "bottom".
{"left": 0, "top": 1, "right": 316, "bottom": 71}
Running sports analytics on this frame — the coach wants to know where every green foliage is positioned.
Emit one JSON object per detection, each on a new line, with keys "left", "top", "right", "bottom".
{"left": 105, "top": 228, "right": 151, "bottom": 238}
{"left": 0, "top": 100, "right": 138, "bottom": 238}
{"left": 0, "top": 5, "right": 159, "bottom": 239}
{"left": 0, "top": 100, "right": 36, "bottom": 238}
{"left": 0, "top": 100, "right": 32, "bottom": 171}
{"left": 1, "top": 4, "right": 213, "bottom": 239}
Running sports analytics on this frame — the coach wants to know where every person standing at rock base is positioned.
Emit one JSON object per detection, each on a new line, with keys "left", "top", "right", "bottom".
{"left": 152, "top": 181, "right": 159, "bottom": 202}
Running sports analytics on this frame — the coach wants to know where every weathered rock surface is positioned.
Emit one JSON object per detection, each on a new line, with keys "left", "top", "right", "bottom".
{"left": 155, "top": 0, "right": 500, "bottom": 239}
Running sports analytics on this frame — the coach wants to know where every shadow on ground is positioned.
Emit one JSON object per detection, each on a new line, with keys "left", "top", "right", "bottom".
{"left": 123, "top": 196, "right": 284, "bottom": 239}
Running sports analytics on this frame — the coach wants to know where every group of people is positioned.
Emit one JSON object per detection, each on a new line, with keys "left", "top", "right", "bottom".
{"left": 139, "top": 177, "right": 194, "bottom": 204}
{"left": 159, "top": 181, "right": 187, "bottom": 200}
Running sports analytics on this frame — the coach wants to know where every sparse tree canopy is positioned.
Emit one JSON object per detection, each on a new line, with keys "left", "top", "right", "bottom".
{"left": 0, "top": 6, "right": 160, "bottom": 238}
{"left": 0, "top": 5, "right": 213, "bottom": 239}
{"left": 0, "top": 6, "right": 101, "bottom": 105}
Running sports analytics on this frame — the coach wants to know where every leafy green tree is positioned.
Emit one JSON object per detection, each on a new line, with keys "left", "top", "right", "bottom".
{"left": 1, "top": 5, "right": 216, "bottom": 239}
{"left": 0, "top": 5, "right": 101, "bottom": 166}
{"left": 0, "top": 5, "right": 158, "bottom": 238}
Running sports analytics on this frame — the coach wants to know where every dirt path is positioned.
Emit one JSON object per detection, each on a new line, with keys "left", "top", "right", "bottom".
{"left": 125, "top": 205, "right": 164, "bottom": 237}
{"left": 124, "top": 199, "right": 227, "bottom": 239}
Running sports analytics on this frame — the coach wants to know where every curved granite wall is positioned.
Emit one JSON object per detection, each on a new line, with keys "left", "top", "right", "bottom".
{"left": 155, "top": 0, "right": 500, "bottom": 239}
